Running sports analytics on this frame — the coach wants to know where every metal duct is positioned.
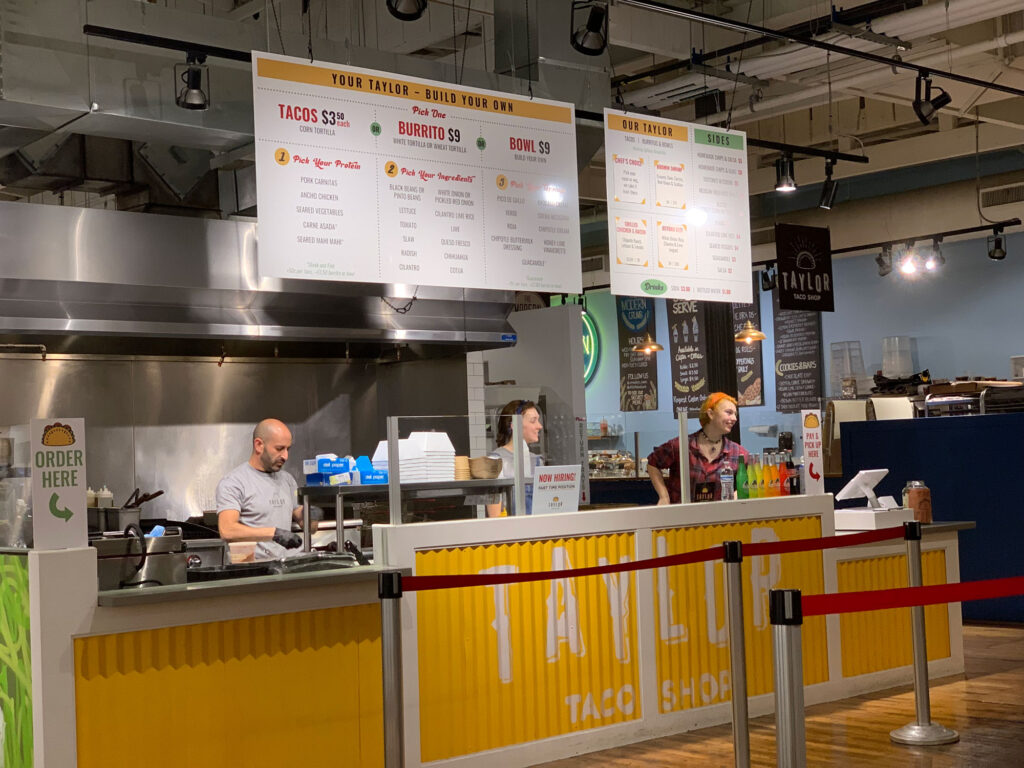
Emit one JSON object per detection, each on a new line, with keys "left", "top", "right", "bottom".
{"left": 0, "top": 202, "right": 516, "bottom": 356}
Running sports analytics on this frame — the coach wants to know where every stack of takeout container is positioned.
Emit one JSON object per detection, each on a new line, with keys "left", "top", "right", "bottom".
{"left": 371, "top": 432, "right": 455, "bottom": 483}
{"left": 455, "top": 456, "right": 471, "bottom": 481}
{"left": 410, "top": 431, "right": 456, "bottom": 482}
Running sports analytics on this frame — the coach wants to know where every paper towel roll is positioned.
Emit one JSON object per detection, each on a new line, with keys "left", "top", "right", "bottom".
{"left": 869, "top": 396, "right": 915, "bottom": 420}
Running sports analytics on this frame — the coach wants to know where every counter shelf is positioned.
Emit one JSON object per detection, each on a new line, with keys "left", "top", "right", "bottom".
{"left": 300, "top": 478, "right": 514, "bottom": 549}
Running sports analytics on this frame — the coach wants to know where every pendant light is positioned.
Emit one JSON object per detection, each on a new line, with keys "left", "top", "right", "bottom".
{"left": 734, "top": 320, "right": 766, "bottom": 345}
{"left": 631, "top": 333, "right": 664, "bottom": 355}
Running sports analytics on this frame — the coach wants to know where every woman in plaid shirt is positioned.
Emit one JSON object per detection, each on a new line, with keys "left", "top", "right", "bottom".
{"left": 647, "top": 392, "right": 750, "bottom": 504}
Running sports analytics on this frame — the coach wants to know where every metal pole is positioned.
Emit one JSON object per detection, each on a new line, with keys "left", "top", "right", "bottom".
{"left": 677, "top": 409, "right": 689, "bottom": 504}
{"left": 890, "top": 523, "right": 959, "bottom": 745}
{"left": 387, "top": 416, "right": 402, "bottom": 525}
{"left": 770, "top": 589, "right": 806, "bottom": 768}
{"left": 724, "top": 541, "right": 750, "bottom": 768}
{"left": 302, "top": 495, "right": 312, "bottom": 553}
{"left": 379, "top": 571, "right": 405, "bottom": 768}
{"left": 512, "top": 414, "right": 525, "bottom": 516}
{"left": 335, "top": 490, "right": 344, "bottom": 553}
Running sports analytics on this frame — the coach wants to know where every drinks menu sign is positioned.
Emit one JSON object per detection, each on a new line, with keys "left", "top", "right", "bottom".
{"left": 604, "top": 110, "right": 751, "bottom": 304}
{"left": 616, "top": 296, "right": 659, "bottom": 411}
{"left": 667, "top": 299, "right": 710, "bottom": 412}
{"left": 253, "top": 52, "right": 582, "bottom": 292}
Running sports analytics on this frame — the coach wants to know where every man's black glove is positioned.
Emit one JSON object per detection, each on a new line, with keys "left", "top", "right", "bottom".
{"left": 273, "top": 528, "right": 302, "bottom": 549}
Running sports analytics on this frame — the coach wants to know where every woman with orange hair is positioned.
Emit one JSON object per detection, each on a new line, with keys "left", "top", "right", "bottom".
{"left": 647, "top": 392, "right": 750, "bottom": 504}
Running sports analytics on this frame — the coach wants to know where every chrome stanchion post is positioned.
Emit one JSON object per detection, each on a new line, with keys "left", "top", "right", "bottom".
{"left": 770, "top": 589, "right": 806, "bottom": 768}
{"left": 890, "top": 522, "right": 959, "bottom": 745}
{"left": 379, "top": 571, "right": 405, "bottom": 768}
{"left": 724, "top": 541, "right": 750, "bottom": 768}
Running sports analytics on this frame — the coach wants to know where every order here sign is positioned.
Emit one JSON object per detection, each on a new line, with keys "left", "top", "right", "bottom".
{"left": 30, "top": 417, "right": 87, "bottom": 549}
{"left": 532, "top": 464, "right": 581, "bottom": 515}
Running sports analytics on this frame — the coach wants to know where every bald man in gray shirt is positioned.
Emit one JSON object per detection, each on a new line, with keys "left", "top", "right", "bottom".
{"left": 216, "top": 418, "right": 306, "bottom": 560}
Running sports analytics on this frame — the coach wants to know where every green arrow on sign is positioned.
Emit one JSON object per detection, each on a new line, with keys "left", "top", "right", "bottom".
{"left": 49, "top": 492, "right": 73, "bottom": 522}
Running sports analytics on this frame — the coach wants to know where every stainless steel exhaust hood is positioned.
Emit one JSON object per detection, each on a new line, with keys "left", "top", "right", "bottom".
{"left": 0, "top": 202, "right": 516, "bottom": 356}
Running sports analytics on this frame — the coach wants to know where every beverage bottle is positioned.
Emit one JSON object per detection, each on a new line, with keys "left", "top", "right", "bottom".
{"left": 792, "top": 455, "right": 804, "bottom": 495}
{"left": 778, "top": 450, "right": 791, "bottom": 496}
{"left": 735, "top": 455, "right": 749, "bottom": 500}
{"left": 720, "top": 460, "right": 735, "bottom": 501}
{"left": 784, "top": 450, "right": 798, "bottom": 494}
{"left": 750, "top": 454, "right": 762, "bottom": 498}
{"left": 766, "top": 451, "right": 780, "bottom": 497}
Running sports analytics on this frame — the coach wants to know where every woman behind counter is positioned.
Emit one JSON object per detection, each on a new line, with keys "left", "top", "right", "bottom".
{"left": 647, "top": 392, "right": 750, "bottom": 504}
{"left": 486, "top": 399, "right": 544, "bottom": 517}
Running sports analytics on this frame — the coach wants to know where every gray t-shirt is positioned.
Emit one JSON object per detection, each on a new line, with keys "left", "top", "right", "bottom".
{"left": 216, "top": 462, "right": 300, "bottom": 560}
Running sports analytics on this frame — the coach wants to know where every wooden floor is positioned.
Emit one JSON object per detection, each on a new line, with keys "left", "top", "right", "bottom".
{"left": 536, "top": 625, "right": 1024, "bottom": 767}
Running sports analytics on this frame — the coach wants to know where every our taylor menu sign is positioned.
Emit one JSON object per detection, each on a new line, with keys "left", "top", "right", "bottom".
{"left": 604, "top": 110, "right": 751, "bottom": 304}
{"left": 253, "top": 52, "right": 582, "bottom": 293}
{"left": 30, "top": 418, "right": 87, "bottom": 549}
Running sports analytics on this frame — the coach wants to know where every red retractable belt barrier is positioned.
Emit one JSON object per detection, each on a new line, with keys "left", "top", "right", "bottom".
{"left": 403, "top": 544, "right": 722, "bottom": 592}
{"left": 401, "top": 526, "right": 907, "bottom": 593}
{"left": 803, "top": 574, "right": 1024, "bottom": 617}
{"left": 744, "top": 525, "right": 904, "bottom": 557}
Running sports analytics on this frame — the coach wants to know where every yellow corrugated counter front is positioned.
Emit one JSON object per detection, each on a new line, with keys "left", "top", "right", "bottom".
{"left": 375, "top": 494, "right": 967, "bottom": 768}
{"left": 23, "top": 550, "right": 390, "bottom": 768}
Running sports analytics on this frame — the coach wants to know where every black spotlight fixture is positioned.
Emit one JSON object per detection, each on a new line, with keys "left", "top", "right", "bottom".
{"left": 988, "top": 227, "right": 1007, "bottom": 260}
{"left": 875, "top": 245, "right": 893, "bottom": 277}
{"left": 760, "top": 265, "right": 777, "bottom": 291}
{"left": 819, "top": 158, "right": 839, "bottom": 210}
{"left": 175, "top": 52, "right": 209, "bottom": 111}
{"left": 571, "top": 2, "right": 608, "bottom": 57}
{"left": 775, "top": 155, "right": 796, "bottom": 192}
{"left": 386, "top": 0, "right": 428, "bottom": 22}
{"left": 912, "top": 73, "right": 952, "bottom": 125}
{"left": 924, "top": 237, "right": 945, "bottom": 270}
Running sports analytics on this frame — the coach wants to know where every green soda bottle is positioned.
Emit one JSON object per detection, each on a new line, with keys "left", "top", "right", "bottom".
{"left": 736, "top": 454, "right": 749, "bottom": 499}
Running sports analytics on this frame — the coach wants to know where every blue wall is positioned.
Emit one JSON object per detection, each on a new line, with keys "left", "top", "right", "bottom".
{"left": 584, "top": 231, "right": 1024, "bottom": 459}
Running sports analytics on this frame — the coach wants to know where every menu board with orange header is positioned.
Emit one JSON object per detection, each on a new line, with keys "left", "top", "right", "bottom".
{"left": 604, "top": 109, "right": 751, "bottom": 304}
{"left": 253, "top": 51, "right": 582, "bottom": 292}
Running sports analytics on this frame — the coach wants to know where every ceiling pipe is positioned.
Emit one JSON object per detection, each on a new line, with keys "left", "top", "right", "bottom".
{"left": 624, "top": 0, "right": 1023, "bottom": 107}
{"left": 701, "top": 29, "right": 1024, "bottom": 126}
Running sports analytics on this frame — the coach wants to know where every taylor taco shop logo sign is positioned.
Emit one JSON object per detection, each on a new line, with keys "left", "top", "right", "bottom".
{"left": 31, "top": 417, "right": 88, "bottom": 549}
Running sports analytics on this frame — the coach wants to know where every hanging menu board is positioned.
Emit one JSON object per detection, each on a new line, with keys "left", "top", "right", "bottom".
{"left": 616, "top": 296, "right": 659, "bottom": 411}
{"left": 667, "top": 299, "right": 710, "bottom": 413}
{"left": 732, "top": 293, "right": 764, "bottom": 407}
{"left": 604, "top": 109, "right": 751, "bottom": 304}
{"left": 773, "top": 291, "right": 824, "bottom": 413}
{"left": 253, "top": 52, "right": 582, "bottom": 292}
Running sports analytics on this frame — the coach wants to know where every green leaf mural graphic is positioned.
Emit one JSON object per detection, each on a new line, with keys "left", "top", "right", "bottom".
{"left": 0, "top": 555, "right": 32, "bottom": 767}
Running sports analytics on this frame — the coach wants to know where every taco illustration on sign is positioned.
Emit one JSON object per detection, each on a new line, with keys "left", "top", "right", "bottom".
{"left": 41, "top": 422, "right": 76, "bottom": 446}
{"left": 803, "top": 413, "right": 820, "bottom": 429}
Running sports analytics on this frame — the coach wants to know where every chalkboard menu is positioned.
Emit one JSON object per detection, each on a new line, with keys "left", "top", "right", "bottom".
{"left": 732, "top": 293, "right": 764, "bottom": 406}
{"left": 616, "top": 297, "right": 659, "bottom": 411}
{"left": 773, "top": 291, "right": 824, "bottom": 413}
{"left": 667, "top": 299, "right": 710, "bottom": 413}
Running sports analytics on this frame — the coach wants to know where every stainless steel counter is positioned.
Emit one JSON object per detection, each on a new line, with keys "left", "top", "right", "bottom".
{"left": 96, "top": 564, "right": 398, "bottom": 606}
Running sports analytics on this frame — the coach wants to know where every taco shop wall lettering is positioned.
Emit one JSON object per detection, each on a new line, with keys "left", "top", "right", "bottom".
{"left": 30, "top": 417, "right": 88, "bottom": 549}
